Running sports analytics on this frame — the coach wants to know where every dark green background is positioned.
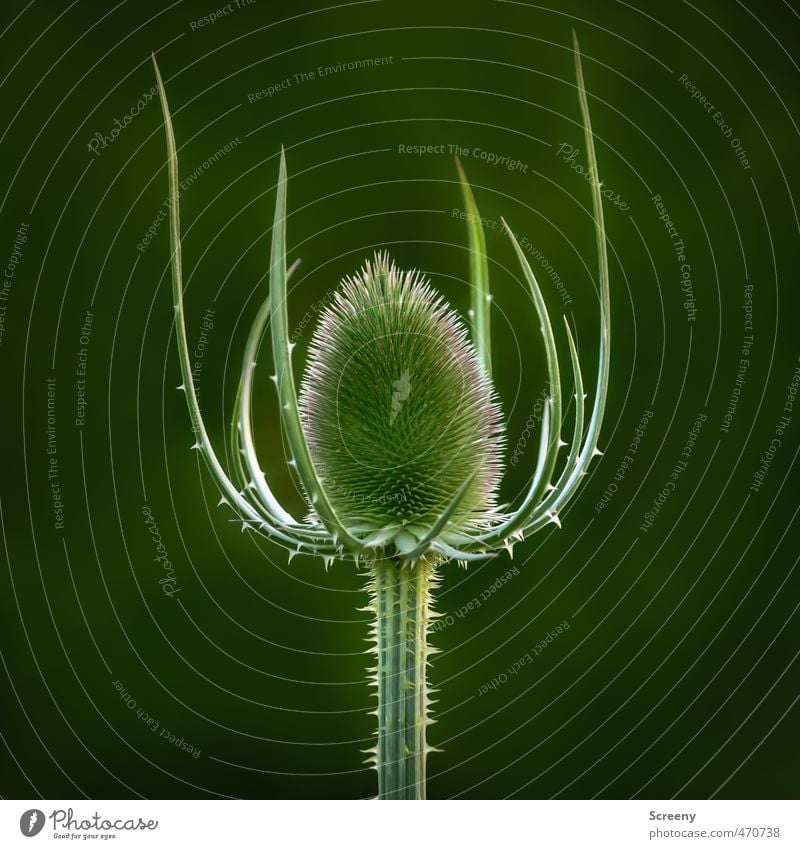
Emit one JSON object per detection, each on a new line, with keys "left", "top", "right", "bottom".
{"left": 1, "top": 0, "right": 799, "bottom": 800}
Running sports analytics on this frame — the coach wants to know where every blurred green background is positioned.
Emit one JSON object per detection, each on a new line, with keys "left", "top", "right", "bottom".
{"left": 1, "top": 0, "right": 799, "bottom": 800}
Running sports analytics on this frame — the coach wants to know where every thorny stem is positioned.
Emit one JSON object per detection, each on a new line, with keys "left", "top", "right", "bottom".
{"left": 366, "top": 559, "right": 439, "bottom": 799}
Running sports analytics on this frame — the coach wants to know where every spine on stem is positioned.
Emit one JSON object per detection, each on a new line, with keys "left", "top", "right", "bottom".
{"left": 365, "top": 559, "right": 439, "bottom": 800}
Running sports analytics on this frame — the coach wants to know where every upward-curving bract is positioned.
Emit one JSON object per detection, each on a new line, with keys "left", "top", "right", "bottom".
{"left": 153, "top": 32, "right": 610, "bottom": 798}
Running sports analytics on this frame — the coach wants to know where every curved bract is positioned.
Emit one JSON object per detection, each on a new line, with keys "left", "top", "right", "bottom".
{"left": 152, "top": 33, "right": 609, "bottom": 567}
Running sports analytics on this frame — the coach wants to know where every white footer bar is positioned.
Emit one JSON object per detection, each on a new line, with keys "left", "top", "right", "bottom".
{"left": 2, "top": 799, "right": 796, "bottom": 848}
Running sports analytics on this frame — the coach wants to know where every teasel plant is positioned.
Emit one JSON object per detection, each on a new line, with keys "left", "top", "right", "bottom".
{"left": 153, "top": 32, "right": 609, "bottom": 800}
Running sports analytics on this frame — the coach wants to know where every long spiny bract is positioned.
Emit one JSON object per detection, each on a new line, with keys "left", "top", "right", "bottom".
{"left": 456, "top": 156, "right": 492, "bottom": 379}
{"left": 439, "top": 32, "right": 610, "bottom": 557}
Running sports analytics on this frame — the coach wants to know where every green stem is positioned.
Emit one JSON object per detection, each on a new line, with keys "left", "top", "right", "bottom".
{"left": 367, "top": 559, "right": 437, "bottom": 799}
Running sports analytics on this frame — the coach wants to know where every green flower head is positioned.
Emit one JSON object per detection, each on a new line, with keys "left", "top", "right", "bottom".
{"left": 153, "top": 31, "right": 609, "bottom": 568}
{"left": 298, "top": 252, "right": 505, "bottom": 555}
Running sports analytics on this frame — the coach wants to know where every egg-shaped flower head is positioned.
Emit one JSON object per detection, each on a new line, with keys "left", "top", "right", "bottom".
{"left": 298, "top": 253, "right": 505, "bottom": 559}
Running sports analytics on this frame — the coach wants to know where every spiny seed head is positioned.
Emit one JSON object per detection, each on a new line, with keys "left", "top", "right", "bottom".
{"left": 298, "top": 252, "right": 505, "bottom": 551}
